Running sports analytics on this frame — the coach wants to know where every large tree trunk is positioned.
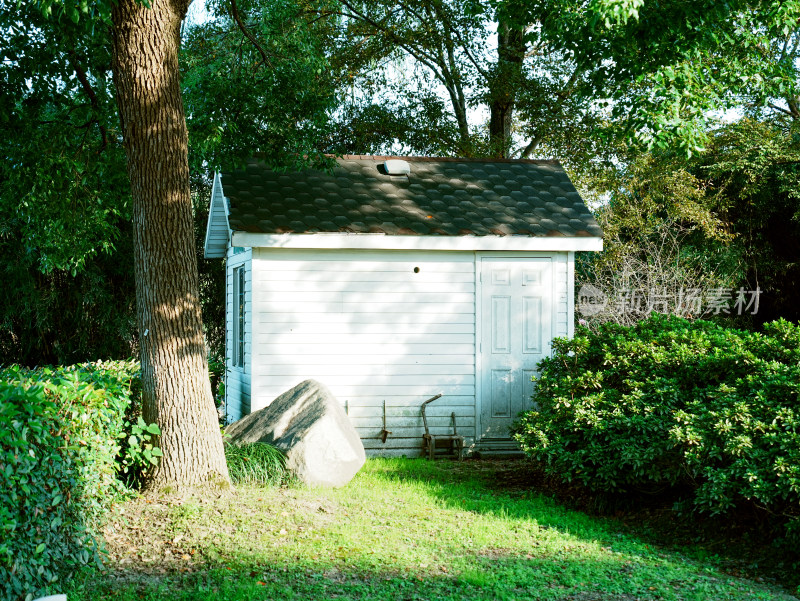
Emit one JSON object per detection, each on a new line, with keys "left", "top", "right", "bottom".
{"left": 489, "top": 21, "right": 525, "bottom": 158}
{"left": 112, "top": 0, "right": 230, "bottom": 490}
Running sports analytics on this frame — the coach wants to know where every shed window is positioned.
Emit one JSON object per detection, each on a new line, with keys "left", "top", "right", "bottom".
{"left": 233, "top": 265, "right": 245, "bottom": 368}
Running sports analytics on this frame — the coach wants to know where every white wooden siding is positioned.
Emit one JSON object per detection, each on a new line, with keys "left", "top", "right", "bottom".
{"left": 244, "top": 247, "right": 575, "bottom": 456}
{"left": 567, "top": 251, "right": 576, "bottom": 338}
{"left": 250, "top": 249, "right": 476, "bottom": 456}
{"left": 555, "top": 253, "right": 570, "bottom": 339}
{"left": 224, "top": 248, "right": 252, "bottom": 423}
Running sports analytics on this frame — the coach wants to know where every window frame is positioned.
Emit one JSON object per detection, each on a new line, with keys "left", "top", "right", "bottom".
{"left": 232, "top": 265, "right": 245, "bottom": 369}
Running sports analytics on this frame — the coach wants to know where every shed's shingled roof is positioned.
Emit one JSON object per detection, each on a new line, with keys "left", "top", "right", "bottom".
{"left": 221, "top": 156, "right": 602, "bottom": 238}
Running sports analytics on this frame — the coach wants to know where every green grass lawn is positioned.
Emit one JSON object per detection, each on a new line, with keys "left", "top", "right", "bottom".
{"left": 68, "top": 459, "right": 799, "bottom": 600}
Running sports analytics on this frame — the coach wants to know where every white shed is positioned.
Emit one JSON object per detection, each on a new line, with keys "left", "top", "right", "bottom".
{"left": 204, "top": 155, "right": 602, "bottom": 456}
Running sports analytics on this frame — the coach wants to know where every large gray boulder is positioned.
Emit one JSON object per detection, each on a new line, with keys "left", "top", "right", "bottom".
{"left": 226, "top": 380, "right": 365, "bottom": 487}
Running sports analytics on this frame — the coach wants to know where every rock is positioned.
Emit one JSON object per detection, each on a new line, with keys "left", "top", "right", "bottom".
{"left": 225, "top": 380, "right": 365, "bottom": 487}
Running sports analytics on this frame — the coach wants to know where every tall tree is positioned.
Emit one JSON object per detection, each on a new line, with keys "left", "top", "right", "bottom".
{"left": 487, "top": 15, "right": 525, "bottom": 156}
{"left": 110, "top": 0, "right": 229, "bottom": 488}
{"left": 331, "top": 0, "right": 492, "bottom": 155}
{"left": 181, "top": 0, "right": 337, "bottom": 170}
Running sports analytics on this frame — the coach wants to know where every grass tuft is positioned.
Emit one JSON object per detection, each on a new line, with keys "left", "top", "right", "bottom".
{"left": 224, "top": 442, "right": 286, "bottom": 486}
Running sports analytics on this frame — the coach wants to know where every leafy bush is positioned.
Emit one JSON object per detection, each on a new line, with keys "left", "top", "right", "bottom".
{"left": 0, "top": 377, "right": 94, "bottom": 601}
{"left": 225, "top": 442, "right": 287, "bottom": 486}
{"left": 0, "top": 360, "right": 156, "bottom": 601}
{"left": 512, "top": 314, "right": 800, "bottom": 534}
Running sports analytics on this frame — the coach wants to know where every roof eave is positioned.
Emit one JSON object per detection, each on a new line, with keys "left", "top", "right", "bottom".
{"left": 230, "top": 231, "right": 603, "bottom": 252}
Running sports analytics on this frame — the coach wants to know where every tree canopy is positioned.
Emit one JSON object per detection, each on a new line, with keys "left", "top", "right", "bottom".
{"left": 181, "top": 0, "right": 338, "bottom": 171}
{"left": 281, "top": 0, "right": 800, "bottom": 159}
{"left": 511, "top": 0, "right": 800, "bottom": 152}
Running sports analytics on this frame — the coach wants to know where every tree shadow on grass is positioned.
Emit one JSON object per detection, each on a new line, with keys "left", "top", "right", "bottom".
{"left": 373, "top": 458, "right": 800, "bottom": 594}
{"left": 71, "top": 554, "right": 771, "bottom": 601}
{"left": 70, "top": 459, "right": 800, "bottom": 601}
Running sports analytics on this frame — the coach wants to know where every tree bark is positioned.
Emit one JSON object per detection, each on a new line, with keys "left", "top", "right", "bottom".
{"left": 112, "top": 0, "right": 230, "bottom": 490}
{"left": 489, "top": 21, "right": 525, "bottom": 158}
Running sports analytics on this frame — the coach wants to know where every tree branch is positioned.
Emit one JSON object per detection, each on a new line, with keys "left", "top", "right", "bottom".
{"left": 768, "top": 101, "right": 795, "bottom": 117}
{"left": 338, "top": 0, "right": 446, "bottom": 80}
{"left": 787, "top": 97, "right": 800, "bottom": 120}
{"left": 67, "top": 51, "right": 107, "bottom": 152}
{"left": 519, "top": 135, "right": 541, "bottom": 159}
{"left": 427, "top": 0, "right": 490, "bottom": 81}
{"left": 229, "top": 0, "right": 273, "bottom": 69}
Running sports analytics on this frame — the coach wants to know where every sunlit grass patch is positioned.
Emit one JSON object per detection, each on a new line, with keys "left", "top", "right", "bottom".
{"left": 69, "top": 458, "right": 799, "bottom": 601}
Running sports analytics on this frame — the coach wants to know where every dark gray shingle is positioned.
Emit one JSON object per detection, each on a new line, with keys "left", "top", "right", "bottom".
{"left": 221, "top": 156, "right": 602, "bottom": 238}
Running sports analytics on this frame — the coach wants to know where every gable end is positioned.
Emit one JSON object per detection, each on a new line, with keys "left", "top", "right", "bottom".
{"left": 204, "top": 172, "right": 231, "bottom": 259}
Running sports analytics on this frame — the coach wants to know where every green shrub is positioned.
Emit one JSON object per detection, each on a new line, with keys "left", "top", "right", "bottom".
{"left": 512, "top": 314, "right": 800, "bottom": 533}
{"left": 0, "top": 377, "right": 93, "bottom": 601}
{"left": 0, "top": 360, "right": 156, "bottom": 601}
{"left": 225, "top": 442, "right": 287, "bottom": 486}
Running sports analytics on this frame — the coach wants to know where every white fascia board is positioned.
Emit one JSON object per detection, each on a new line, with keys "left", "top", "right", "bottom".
{"left": 230, "top": 231, "right": 603, "bottom": 252}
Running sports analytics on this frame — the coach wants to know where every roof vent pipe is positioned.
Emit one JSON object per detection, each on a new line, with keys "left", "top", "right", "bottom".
{"left": 384, "top": 159, "right": 411, "bottom": 176}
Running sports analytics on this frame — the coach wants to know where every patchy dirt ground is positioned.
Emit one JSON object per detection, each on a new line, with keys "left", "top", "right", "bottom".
{"left": 102, "top": 485, "right": 340, "bottom": 576}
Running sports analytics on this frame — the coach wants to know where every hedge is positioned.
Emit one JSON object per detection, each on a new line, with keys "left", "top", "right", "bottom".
{"left": 512, "top": 314, "right": 800, "bottom": 537}
{"left": 0, "top": 360, "right": 156, "bottom": 601}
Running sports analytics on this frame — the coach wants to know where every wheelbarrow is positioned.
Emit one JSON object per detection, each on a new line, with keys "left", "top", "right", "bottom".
{"left": 421, "top": 394, "right": 464, "bottom": 461}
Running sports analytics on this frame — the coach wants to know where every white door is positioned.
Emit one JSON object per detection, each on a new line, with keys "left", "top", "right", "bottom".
{"left": 479, "top": 257, "right": 553, "bottom": 439}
